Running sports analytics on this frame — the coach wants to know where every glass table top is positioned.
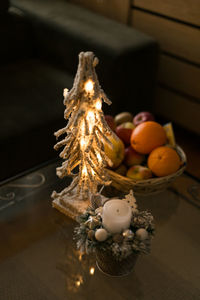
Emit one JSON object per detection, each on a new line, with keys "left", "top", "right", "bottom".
{"left": 0, "top": 161, "right": 200, "bottom": 300}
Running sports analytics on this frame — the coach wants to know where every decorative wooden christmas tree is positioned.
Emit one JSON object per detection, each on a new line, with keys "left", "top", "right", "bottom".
{"left": 52, "top": 51, "right": 115, "bottom": 218}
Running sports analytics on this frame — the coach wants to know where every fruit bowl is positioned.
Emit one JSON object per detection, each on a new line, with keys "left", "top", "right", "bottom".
{"left": 107, "top": 145, "right": 186, "bottom": 196}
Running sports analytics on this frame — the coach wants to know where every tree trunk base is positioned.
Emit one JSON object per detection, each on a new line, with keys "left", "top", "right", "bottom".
{"left": 52, "top": 194, "right": 89, "bottom": 220}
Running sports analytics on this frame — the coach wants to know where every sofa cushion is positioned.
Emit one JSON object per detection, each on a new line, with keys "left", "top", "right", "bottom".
{"left": 0, "top": 11, "right": 33, "bottom": 64}
{"left": 0, "top": 58, "right": 73, "bottom": 180}
{"left": 11, "top": 0, "right": 158, "bottom": 114}
{"left": 0, "top": 0, "right": 9, "bottom": 14}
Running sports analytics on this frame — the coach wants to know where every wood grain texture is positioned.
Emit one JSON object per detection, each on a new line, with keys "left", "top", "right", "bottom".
{"left": 131, "top": 10, "right": 200, "bottom": 64}
{"left": 175, "top": 127, "right": 200, "bottom": 179}
{"left": 69, "top": 0, "right": 130, "bottom": 23}
{"left": 154, "top": 87, "right": 200, "bottom": 134}
{"left": 158, "top": 55, "right": 200, "bottom": 99}
{"left": 133, "top": 0, "right": 200, "bottom": 26}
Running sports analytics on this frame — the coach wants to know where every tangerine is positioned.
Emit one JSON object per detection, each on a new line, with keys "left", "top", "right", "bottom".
{"left": 130, "top": 121, "right": 167, "bottom": 154}
{"left": 147, "top": 146, "right": 181, "bottom": 177}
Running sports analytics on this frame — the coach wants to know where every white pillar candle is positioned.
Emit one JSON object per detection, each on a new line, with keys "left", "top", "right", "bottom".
{"left": 102, "top": 199, "right": 132, "bottom": 234}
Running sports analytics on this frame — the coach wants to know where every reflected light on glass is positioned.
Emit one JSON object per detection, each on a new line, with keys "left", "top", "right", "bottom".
{"left": 75, "top": 275, "right": 83, "bottom": 288}
{"left": 89, "top": 267, "right": 95, "bottom": 275}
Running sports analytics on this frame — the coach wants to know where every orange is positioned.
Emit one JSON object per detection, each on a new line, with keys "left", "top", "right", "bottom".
{"left": 130, "top": 121, "right": 167, "bottom": 154}
{"left": 147, "top": 146, "right": 181, "bottom": 177}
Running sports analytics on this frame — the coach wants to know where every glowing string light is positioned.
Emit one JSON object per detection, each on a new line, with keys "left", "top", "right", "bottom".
{"left": 80, "top": 138, "right": 87, "bottom": 150}
{"left": 63, "top": 88, "right": 68, "bottom": 97}
{"left": 97, "top": 153, "right": 102, "bottom": 163}
{"left": 95, "top": 99, "right": 102, "bottom": 110}
{"left": 82, "top": 165, "right": 87, "bottom": 176}
{"left": 87, "top": 110, "right": 95, "bottom": 121}
{"left": 84, "top": 80, "right": 94, "bottom": 93}
{"left": 86, "top": 110, "right": 95, "bottom": 133}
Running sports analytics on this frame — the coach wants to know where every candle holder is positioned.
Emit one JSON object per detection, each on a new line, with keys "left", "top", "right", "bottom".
{"left": 74, "top": 190, "right": 155, "bottom": 276}
{"left": 96, "top": 249, "right": 138, "bottom": 277}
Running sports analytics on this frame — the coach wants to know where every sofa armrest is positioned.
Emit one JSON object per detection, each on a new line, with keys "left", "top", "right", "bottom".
{"left": 11, "top": 0, "right": 158, "bottom": 113}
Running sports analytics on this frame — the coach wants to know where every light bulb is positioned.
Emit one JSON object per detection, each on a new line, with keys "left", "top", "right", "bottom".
{"left": 80, "top": 138, "right": 86, "bottom": 149}
{"left": 63, "top": 88, "right": 68, "bottom": 97}
{"left": 87, "top": 110, "right": 95, "bottom": 121}
{"left": 84, "top": 80, "right": 94, "bottom": 93}
{"left": 95, "top": 99, "right": 102, "bottom": 110}
{"left": 97, "top": 152, "right": 102, "bottom": 163}
{"left": 87, "top": 110, "right": 95, "bottom": 133}
{"left": 82, "top": 165, "right": 87, "bottom": 176}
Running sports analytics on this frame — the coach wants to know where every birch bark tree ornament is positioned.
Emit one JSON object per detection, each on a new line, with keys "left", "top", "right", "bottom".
{"left": 52, "top": 51, "right": 115, "bottom": 218}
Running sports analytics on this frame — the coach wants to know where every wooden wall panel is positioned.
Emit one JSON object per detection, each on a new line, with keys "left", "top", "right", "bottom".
{"left": 69, "top": 0, "right": 130, "bottom": 23}
{"left": 154, "top": 87, "right": 200, "bottom": 134}
{"left": 158, "top": 55, "right": 200, "bottom": 100}
{"left": 133, "top": 0, "right": 200, "bottom": 26}
{"left": 131, "top": 10, "right": 200, "bottom": 64}
{"left": 131, "top": 3, "right": 200, "bottom": 133}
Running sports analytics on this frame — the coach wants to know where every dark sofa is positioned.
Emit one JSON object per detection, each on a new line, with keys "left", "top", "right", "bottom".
{"left": 0, "top": 0, "right": 158, "bottom": 181}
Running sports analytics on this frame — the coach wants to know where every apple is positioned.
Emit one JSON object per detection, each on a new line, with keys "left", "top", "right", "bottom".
{"left": 119, "top": 122, "right": 135, "bottom": 129}
{"left": 115, "top": 164, "right": 127, "bottom": 176}
{"left": 115, "top": 124, "right": 134, "bottom": 145}
{"left": 133, "top": 111, "right": 155, "bottom": 126}
{"left": 105, "top": 115, "right": 116, "bottom": 132}
{"left": 126, "top": 165, "right": 152, "bottom": 180}
{"left": 124, "top": 146, "right": 145, "bottom": 167}
{"left": 114, "top": 112, "right": 133, "bottom": 126}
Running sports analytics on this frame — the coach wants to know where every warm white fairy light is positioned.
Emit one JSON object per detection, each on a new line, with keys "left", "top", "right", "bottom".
{"left": 63, "top": 88, "right": 69, "bottom": 97}
{"left": 82, "top": 165, "right": 87, "bottom": 176}
{"left": 84, "top": 80, "right": 94, "bottom": 93}
{"left": 86, "top": 110, "right": 95, "bottom": 133}
{"left": 95, "top": 99, "right": 102, "bottom": 110}
{"left": 80, "top": 120, "right": 87, "bottom": 150}
{"left": 87, "top": 110, "right": 95, "bottom": 121}
{"left": 97, "top": 152, "right": 102, "bottom": 163}
{"left": 80, "top": 138, "right": 87, "bottom": 150}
